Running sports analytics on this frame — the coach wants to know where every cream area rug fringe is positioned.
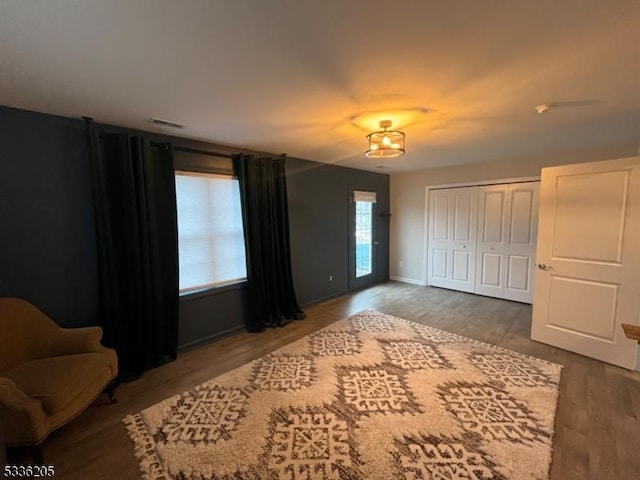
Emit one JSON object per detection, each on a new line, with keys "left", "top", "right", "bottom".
{"left": 124, "top": 310, "right": 561, "bottom": 479}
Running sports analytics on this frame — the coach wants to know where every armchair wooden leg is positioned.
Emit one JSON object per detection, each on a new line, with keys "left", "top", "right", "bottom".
{"left": 29, "top": 445, "right": 43, "bottom": 464}
{"left": 105, "top": 379, "right": 118, "bottom": 404}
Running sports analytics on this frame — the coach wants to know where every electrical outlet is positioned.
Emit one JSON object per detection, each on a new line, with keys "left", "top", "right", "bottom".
{"left": 329, "top": 275, "right": 333, "bottom": 281}
{"left": 399, "top": 260, "right": 404, "bottom": 268}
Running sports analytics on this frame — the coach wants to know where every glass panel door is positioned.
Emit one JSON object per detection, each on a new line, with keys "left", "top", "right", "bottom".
{"left": 355, "top": 201, "right": 373, "bottom": 277}
{"left": 349, "top": 190, "right": 377, "bottom": 289}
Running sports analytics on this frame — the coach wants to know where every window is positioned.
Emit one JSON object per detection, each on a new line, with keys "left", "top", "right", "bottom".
{"left": 355, "top": 201, "right": 373, "bottom": 277}
{"left": 175, "top": 171, "right": 247, "bottom": 293}
{"left": 353, "top": 191, "right": 376, "bottom": 278}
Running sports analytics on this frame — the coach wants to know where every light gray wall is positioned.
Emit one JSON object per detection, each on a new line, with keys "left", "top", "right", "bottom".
{"left": 389, "top": 143, "right": 638, "bottom": 283}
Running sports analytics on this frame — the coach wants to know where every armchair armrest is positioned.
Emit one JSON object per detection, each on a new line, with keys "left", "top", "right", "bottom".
{"left": 0, "top": 377, "right": 48, "bottom": 445}
{"left": 47, "top": 326, "right": 111, "bottom": 357}
{"left": 0, "top": 377, "right": 40, "bottom": 410}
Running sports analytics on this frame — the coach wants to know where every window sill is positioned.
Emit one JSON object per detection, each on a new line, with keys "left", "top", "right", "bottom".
{"left": 179, "top": 280, "right": 247, "bottom": 302}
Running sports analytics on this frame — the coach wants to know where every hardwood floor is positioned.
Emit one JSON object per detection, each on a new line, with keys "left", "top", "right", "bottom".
{"left": 14, "top": 282, "right": 640, "bottom": 479}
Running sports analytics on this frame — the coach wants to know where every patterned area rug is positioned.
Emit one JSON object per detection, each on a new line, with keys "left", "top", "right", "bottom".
{"left": 124, "top": 310, "right": 562, "bottom": 479}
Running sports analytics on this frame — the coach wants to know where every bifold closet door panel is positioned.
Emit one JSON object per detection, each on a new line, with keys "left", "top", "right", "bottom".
{"left": 427, "top": 186, "right": 478, "bottom": 293}
{"left": 475, "top": 185, "right": 509, "bottom": 299}
{"left": 474, "top": 182, "right": 539, "bottom": 303}
{"left": 428, "top": 190, "right": 450, "bottom": 288}
{"left": 503, "top": 182, "right": 539, "bottom": 303}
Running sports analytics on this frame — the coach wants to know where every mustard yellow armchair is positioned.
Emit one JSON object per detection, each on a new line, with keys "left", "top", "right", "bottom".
{"left": 0, "top": 297, "right": 118, "bottom": 451}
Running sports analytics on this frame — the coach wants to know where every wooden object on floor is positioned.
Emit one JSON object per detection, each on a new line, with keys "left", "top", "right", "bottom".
{"left": 105, "top": 380, "right": 119, "bottom": 404}
{"left": 622, "top": 323, "right": 640, "bottom": 343}
{"left": 8, "top": 282, "right": 640, "bottom": 480}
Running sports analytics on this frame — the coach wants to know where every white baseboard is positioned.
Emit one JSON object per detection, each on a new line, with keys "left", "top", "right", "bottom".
{"left": 389, "top": 275, "right": 425, "bottom": 286}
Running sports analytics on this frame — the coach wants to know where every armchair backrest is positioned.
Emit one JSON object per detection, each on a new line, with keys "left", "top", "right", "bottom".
{"left": 0, "top": 297, "right": 63, "bottom": 373}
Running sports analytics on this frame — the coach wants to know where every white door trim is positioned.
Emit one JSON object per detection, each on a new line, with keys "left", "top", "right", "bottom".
{"left": 423, "top": 176, "right": 541, "bottom": 288}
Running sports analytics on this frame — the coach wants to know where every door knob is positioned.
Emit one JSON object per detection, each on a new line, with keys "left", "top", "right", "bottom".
{"left": 537, "top": 263, "right": 547, "bottom": 270}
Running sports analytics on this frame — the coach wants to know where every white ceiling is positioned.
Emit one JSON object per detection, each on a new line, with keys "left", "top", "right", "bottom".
{"left": 1, "top": 1, "right": 639, "bottom": 173}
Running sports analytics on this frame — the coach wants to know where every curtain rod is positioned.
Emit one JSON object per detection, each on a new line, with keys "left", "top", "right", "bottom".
{"left": 173, "top": 145, "right": 235, "bottom": 159}
{"left": 81, "top": 117, "right": 236, "bottom": 159}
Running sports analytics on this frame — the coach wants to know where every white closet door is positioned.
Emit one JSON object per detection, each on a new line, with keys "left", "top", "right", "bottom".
{"left": 428, "top": 186, "right": 478, "bottom": 293}
{"left": 475, "top": 185, "right": 509, "bottom": 298}
{"left": 474, "top": 182, "right": 539, "bottom": 303}
{"left": 504, "top": 182, "right": 539, "bottom": 303}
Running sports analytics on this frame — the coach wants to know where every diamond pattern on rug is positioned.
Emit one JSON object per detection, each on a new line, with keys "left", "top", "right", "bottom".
{"left": 380, "top": 339, "right": 452, "bottom": 370}
{"left": 266, "top": 406, "right": 361, "bottom": 480}
{"left": 251, "top": 354, "right": 316, "bottom": 391}
{"left": 338, "top": 366, "right": 419, "bottom": 413}
{"left": 155, "top": 385, "right": 249, "bottom": 444}
{"left": 439, "top": 383, "right": 549, "bottom": 443}
{"left": 350, "top": 312, "right": 394, "bottom": 332}
{"left": 393, "top": 434, "right": 505, "bottom": 480}
{"left": 310, "top": 331, "right": 362, "bottom": 356}
{"left": 468, "top": 352, "right": 555, "bottom": 388}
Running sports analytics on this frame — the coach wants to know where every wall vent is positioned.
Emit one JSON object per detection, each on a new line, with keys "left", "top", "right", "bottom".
{"left": 148, "top": 117, "right": 187, "bottom": 129}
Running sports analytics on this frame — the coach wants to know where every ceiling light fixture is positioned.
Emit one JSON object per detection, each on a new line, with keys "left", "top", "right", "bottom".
{"left": 365, "top": 120, "right": 405, "bottom": 158}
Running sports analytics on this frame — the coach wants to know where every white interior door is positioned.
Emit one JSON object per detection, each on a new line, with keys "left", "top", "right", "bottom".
{"left": 531, "top": 157, "right": 640, "bottom": 369}
{"left": 475, "top": 182, "right": 539, "bottom": 303}
{"left": 428, "top": 186, "right": 478, "bottom": 293}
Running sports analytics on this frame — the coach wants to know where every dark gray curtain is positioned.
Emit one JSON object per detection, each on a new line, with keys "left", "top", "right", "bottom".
{"left": 234, "top": 154, "right": 305, "bottom": 330}
{"left": 88, "top": 125, "right": 179, "bottom": 381}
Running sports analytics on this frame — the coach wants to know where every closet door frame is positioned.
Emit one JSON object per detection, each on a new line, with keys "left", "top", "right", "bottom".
{"left": 423, "top": 176, "right": 540, "bottom": 294}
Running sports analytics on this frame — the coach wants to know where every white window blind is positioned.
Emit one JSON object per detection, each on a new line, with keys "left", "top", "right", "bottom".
{"left": 353, "top": 191, "right": 377, "bottom": 203}
{"left": 175, "top": 171, "right": 247, "bottom": 292}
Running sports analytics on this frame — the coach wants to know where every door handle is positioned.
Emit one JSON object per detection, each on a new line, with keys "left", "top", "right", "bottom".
{"left": 537, "top": 263, "right": 553, "bottom": 270}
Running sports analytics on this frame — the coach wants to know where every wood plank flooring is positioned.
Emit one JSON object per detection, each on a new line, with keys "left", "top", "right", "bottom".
{"left": 10, "top": 282, "right": 640, "bottom": 479}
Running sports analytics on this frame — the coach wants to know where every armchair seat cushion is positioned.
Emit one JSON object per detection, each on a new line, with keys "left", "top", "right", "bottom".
{"left": 3, "top": 351, "right": 117, "bottom": 415}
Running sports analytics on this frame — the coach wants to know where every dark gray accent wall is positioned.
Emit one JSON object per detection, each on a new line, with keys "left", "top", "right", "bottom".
{"left": 0, "top": 106, "right": 98, "bottom": 327}
{"left": 287, "top": 158, "right": 390, "bottom": 305}
{"left": 178, "top": 284, "right": 249, "bottom": 350}
{"left": 0, "top": 104, "right": 389, "bottom": 348}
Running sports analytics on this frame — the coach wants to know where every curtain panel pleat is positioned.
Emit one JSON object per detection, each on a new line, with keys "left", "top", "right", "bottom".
{"left": 88, "top": 127, "right": 179, "bottom": 381}
{"left": 234, "top": 154, "right": 305, "bottom": 330}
